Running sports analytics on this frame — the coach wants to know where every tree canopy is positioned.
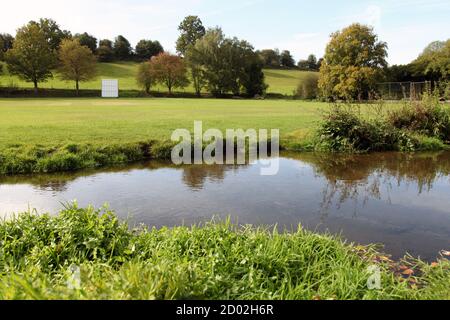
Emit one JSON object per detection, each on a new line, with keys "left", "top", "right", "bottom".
{"left": 149, "top": 52, "right": 189, "bottom": 94}
{"left": 318, "top": 23, "right": 388, "bottom": 100}
{"left": 413, "top": 39, "right": 450, "bottom": 81}
{"left": 113, "top": 35, "right": 132, "bottom": 60}
{"left": 5, "top": 23, "right": 57, "bottom": 93}
{"left": 74, "top": 33, "right": 98, "bottom": 53}
{"left": 58, "top": 39, "right": 97, "bottom": 95}
{"left": 135, "top": 40, "right": 164, "bottom": 61}
{"left": 29, "top": 18, "right": 71, "bottom": 50}
{"left": 176, "top": 15, "right": 206, "bottom": 55}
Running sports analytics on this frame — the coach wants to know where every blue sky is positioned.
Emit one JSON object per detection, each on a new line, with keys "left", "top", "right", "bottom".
{"left": 1, "top": 0, "right": 449, "bottom": 64}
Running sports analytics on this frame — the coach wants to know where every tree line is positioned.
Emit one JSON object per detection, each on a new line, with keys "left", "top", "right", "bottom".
{"left": 1, "top": 17, "right": 448, "bottom": 100}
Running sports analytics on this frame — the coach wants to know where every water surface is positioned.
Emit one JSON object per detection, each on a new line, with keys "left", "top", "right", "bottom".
{"left": 1, "top": 152, "right": 450, "bottom": 261}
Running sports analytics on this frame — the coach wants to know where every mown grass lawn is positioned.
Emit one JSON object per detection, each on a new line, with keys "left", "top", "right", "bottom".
{"left": 0, "top": 61, "right": 316, "bottom": 95}
{"left": 0, "top": 98, "right": 327, "bottom": 146}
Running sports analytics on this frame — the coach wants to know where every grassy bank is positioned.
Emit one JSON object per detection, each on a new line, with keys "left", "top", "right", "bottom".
{"left": 0, "top": 205, "right": 449, "bottom": 300}
{"left": 0, "top": 61, "right": 315, "bottom": 96}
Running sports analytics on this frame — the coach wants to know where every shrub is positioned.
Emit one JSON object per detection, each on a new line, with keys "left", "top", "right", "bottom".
{"left": 388, "top": 93, "right": 450, "bottom": 142}
{"left": 295, "top": 73, "right": 319, "bottom": 99}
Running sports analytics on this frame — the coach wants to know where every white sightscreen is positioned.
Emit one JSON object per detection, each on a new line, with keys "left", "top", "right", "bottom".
{"left": 102, "top": 79, "right": 119, "bottom": 98}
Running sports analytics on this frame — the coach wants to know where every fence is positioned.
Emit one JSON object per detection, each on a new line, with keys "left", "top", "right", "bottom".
{"left": 376, "top": 81, "right": 432, "bottom": 101}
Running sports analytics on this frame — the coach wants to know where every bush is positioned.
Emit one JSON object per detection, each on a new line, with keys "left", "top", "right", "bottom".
{"left": 388, "top": 93, "right": 450, "bottom": 143}
{"left": 295, "top": 73, "right": 319, "bottom": 99}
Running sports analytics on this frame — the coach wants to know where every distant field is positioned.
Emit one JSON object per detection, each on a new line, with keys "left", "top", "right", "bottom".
{"left": 0, "top": 61, "right": 316, "bottom": 95}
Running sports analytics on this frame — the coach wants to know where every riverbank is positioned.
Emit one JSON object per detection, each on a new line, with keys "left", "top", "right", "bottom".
{"left": 0, "top": 205, "right": 449, "bottom": 300}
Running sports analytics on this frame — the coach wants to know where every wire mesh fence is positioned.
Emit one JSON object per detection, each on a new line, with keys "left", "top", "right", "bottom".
{"left": 376, "top": 81, "right": 433, "bottom": 101}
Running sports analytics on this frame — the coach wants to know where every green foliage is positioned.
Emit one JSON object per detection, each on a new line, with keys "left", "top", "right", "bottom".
{"left": 5, "top": 23, "right": 57, "bottom": 92}
{"left": 29, "top": 18, "right": 71, "bottom": 51}
{"left": 135, "top": 40, "right": 163, "bottom": 61}
{"left": 413, "top": 39, "right": 450, "bottom": 81}
{"left": 113, "top": 35, "right": 132, "bottom": 60}
{"left": 74, "top": 32, "right": 98, "bottom": 53}
{"left": 298, "top": 54, "right": 320, "bottom": 71}
{"left": 58, "top": 39, "right": 97, "bottom": 94}
{"left": 296, "top": 72, "right": 319, "bottom": 99}
{"left": 176, "top": 15, "right": 206, "bottom": 55}
{"left": 0, "top": 33, "right": 14, "bottom": 61}
{"left": 319, "top": 23, "right": 388, "bottom": 101}
{"left": 257, "top": 49, "right": 281, "bottom": 68}
{"left": 1, "top": 205, "right": 448, "bottom": 300}
{"left": 280, "top": 50, "right": 295, "bottom": 68}
{"left": 97, "top": 40, "right": 114, "bottom": 62}
{"left": 136, "top": 62, "right": 155, "bottom": 94}
{"left": 186, "top": 28, "right": 267, "bottom": 97}
{"left": 388, "top": 92, "right": 450, "bottom": 142}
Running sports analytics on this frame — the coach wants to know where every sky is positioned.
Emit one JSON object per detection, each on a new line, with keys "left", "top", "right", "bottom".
{"left": 1, "top": 0, "right": 449, "bottom": 65}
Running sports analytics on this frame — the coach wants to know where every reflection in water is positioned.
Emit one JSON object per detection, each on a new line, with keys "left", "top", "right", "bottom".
{"left": 1, "top": 152, "right": 450, "bottom": 261}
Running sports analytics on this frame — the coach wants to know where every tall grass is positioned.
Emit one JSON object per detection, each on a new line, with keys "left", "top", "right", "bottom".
{"left": 1, "top": 205, "right": 449, "bottom": 300}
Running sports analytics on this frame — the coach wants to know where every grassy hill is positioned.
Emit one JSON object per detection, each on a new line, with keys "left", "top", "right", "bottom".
{"left": 0, "top": 61, "right": 316, "bottom": 96}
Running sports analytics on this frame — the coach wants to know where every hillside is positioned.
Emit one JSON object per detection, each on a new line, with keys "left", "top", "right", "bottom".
{"left": 0, "top": 61, "right": 317, "bottom": 96}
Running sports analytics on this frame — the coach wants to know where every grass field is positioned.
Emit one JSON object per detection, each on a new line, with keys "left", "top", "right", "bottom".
{"left": 1, "top": 205, "right": 449, "bottom": 300}
{"left": 0, "top": 61, "right": 315, "bottom": 95}
{"left": 0, "top": 98, "right": 326, "bottom": 147}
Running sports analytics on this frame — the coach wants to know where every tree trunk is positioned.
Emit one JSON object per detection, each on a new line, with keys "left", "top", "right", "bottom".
{"left": 33, "top": 80, "right": 38, "bottom": 95}
{"left": 76, "top": 81, "right": 80, "bottom": 96}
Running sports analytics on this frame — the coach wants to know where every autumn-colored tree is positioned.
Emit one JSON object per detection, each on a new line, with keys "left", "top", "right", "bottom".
{"left": 5, "top": 23, "right": 57, "bottom": 94}
{"left": 136, "top": 61, "right": 155, "bottom": 94}
{"left": 58, "top": 39, "right": 97, "bottom": 95}
{"left": 149, "top": 53, "right": 189, "bottom": 94}
{"left": 318, "top": 23, "right": 388, "bottom": 101}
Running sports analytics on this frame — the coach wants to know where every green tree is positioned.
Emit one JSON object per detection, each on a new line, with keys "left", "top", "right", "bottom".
{"left": 149, "top": 52, "right": 189, "bottom": 94}
{"left": 413, "top": 40, "right": 450, "bottom": 81}
{"left": 136, "top": 61, "right": 155, "bottom": 94}
{"left": 97, "top": 39, "right": 114, "bottom": 62}
{"left": 186, "top": 28, "right": 267, "bottom": 97}
{"left": 296, "top": 73, "right": 319, "bottom": 99}
{"left": 113, "top": 35, "right": 132, "bottom": 60}
{"left": 0, "top": 33, "right": 14, "bottom": 60}
{"left": 29, "top": 18, "right": 71, "bottom": 50}
{"left": 135, "top": 40, "right": 164, "bottom": 61}
{"left": 257, "top": 49, "right": 281, "bottom": 68}
{"left": 280, "top": 50, "right": 295, "bottom": 68}
{"left": 58, "top": 39, "right": 97, "bottom": 95}
{"left": 74, "top": 33, "right": 98, "bottom": 53}
{"left": 318, "top": 23, "right": 388, "bottom": 101}
{"left": 5, "top": 23, "right": 57, "bottom": 94}
{"left": 176, "top": 15, "right": 206, "bottom": 55}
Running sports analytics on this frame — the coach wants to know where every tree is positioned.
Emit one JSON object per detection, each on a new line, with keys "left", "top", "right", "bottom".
{"left": 135, "top": 40, "right": 164, "bottom": 61}
{"left": 5, "top": 23, "right": 57, "bottom": 94}
{"left": 186, "top": 28, "right": 267, "bottom": 97}
{"left": 296, "top": 73, "right": 319, "bottom": 99}
{"left": 176, "top": 15, "right": 206, "bottom": 55}
{"left": 97, "top": 39, "right": 114, "bottom": 62}
{"left": 58, "top": 39, "right": 97, "bottom": 95}
{"left": 413, "top": 39, "right": 450, "bottom": 81}
{"left": 74, "top": 33, "right": 97, "bottom": 53}
{"left": 298, "top": 54, "right": 319, "bottom": 71}
{"left": 0, "top": 33, "right": 14, "bottom": 60}
{"left": 257, "top": 49, "right": 281, "bottom": 68}
{"left": 113, "top": 35, "right": 132, "bottom": 60}
{"left": 318, "top": 23, "right": 388, "bottom": 101}
{"left": 29, "top": 18, "right": 71, "bottom": 50}
{"left": 136, "top": 61, "right": 155, "bottom": 94}
{"left": 149, "top": 52, "right": 189, "bottom": 94}
{"left": 280, "top": 50, "right": 295, "bottom": 68}
{"left": 184, "top": 50, "right": 206, "bottom": 96}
